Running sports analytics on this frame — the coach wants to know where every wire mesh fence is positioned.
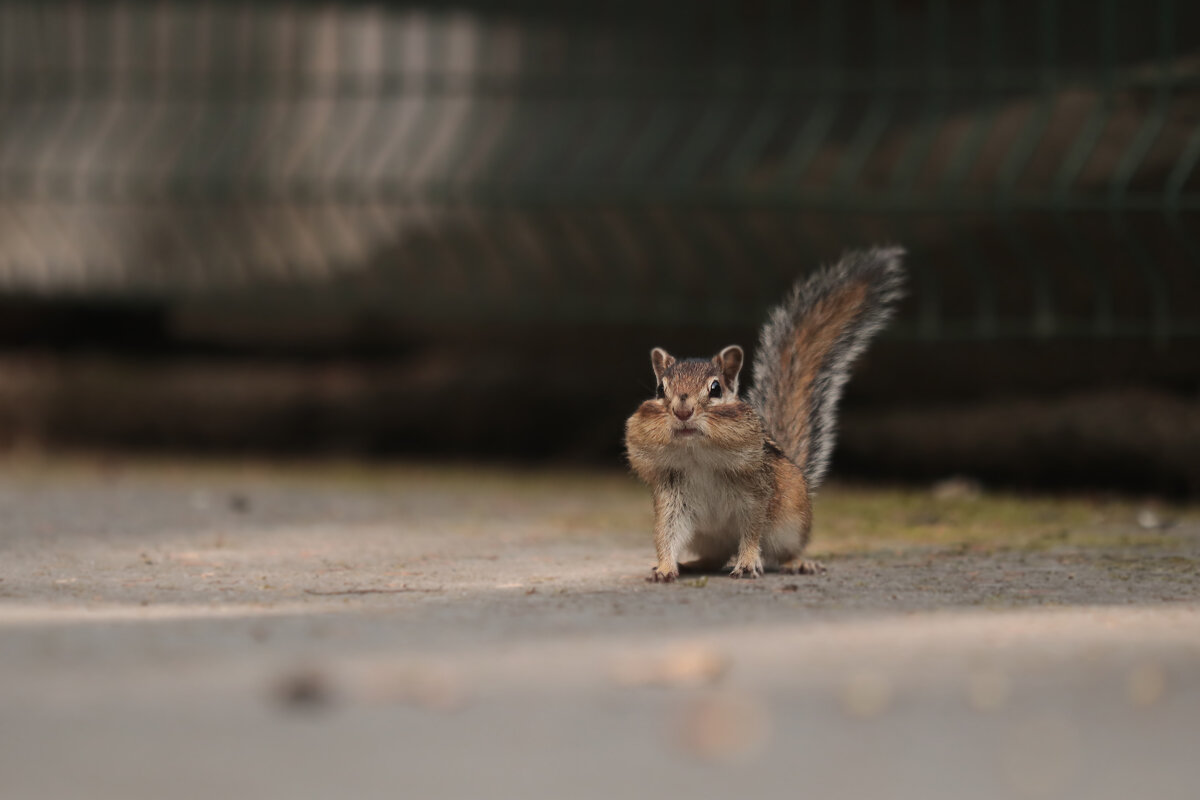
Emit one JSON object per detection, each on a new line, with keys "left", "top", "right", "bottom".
{"left": 1, "top": 0, "right": 1198, "bottom": 339}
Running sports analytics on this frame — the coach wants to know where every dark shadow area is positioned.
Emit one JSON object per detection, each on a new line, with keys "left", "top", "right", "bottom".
{"left": 0, "top": 302, "right": 1196, "bottom": 495}
{"left": 0, "top": 0, "right": 1198, "bottom": 496}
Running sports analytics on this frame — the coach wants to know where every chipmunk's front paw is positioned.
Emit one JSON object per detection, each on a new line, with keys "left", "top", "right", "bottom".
{"left": 729, "top": 557, "right": 763, "bottom": 579}
{"left": 648, "top": 564, "right": 679, "bottom": 583}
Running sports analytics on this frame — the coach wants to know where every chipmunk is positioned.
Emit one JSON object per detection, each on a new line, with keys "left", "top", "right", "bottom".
{"left": 625, "top": 247, "right": 905, "bottom": 581}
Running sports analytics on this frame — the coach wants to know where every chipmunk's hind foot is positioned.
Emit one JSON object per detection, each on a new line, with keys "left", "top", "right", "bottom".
{"left": 780, "top": 558, "right": 827, "bottom": 575}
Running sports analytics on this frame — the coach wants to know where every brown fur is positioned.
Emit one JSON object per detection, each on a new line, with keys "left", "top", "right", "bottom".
{"left": 625, "top": 349, "right": 814, "bottom": 581}
{"left": 627, "top": 248, "right": 903, "bottom": 581}
{"left": 749, "top": 247, "right": 905, "bottom": 488}
{"left": 626, "top": 249, "right": 904, "bottom": 581}
{"left": 768, "top": 280, "right": 868, "bottom": 474}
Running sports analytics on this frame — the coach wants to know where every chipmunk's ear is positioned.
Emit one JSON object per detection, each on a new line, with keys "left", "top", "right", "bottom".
{"left": 650, "top": 348, "right": 675, "bottom": 382}
{"left": 714, "top": 345, "right": 744, "bottom": 395}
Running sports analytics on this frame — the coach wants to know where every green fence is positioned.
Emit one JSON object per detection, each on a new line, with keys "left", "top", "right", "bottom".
{"left": 1, "top": 0, "right": 1198, "bottom": 339}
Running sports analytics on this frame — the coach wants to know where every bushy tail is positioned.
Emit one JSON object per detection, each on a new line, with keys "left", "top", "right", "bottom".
{"left": 748, "top": 247, "right": 905, "bottom": 489}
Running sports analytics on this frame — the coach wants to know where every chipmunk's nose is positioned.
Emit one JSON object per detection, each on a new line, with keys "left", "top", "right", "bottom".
{"left": 673, "top": 405, "right": 693, "bottom": 421}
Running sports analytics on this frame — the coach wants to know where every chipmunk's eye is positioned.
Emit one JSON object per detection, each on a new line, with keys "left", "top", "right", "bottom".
{"left": 709, "top": 379, "right": 722, "bottom": 398}
{"left": 655, "top": 382, "right": 665, "bottom": 399}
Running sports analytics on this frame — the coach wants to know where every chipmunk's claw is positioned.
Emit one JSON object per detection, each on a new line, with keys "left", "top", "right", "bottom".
{"left": 648, "top": 565, "right": 679, "bottom": 583}
{"left": 781, "top": 559, "right": 827, "bottom": 575}
{"left": 729, "top": 562, "right": 763, "bottom": 579}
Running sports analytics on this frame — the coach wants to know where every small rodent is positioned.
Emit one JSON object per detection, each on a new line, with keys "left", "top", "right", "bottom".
{"left": 625, "top": 247, "right": 905, "bottom": 581}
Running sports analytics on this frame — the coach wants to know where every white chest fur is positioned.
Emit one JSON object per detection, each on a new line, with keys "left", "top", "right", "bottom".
{"left": 666, "top": 446, "right": 758, "bottom": 548}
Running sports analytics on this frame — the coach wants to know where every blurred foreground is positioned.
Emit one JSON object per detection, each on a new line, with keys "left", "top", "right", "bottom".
{"left": 1, "top": 457, "right": 1198, "bottom": 799}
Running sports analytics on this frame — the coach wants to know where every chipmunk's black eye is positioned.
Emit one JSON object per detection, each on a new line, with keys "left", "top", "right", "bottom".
{"left": 709, "top": 379, "right": 722, "bottom": 398}
{"left": 655, "top": 382, "right": 665, "bottom": 399}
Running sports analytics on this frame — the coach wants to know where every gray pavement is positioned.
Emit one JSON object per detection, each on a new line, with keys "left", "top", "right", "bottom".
{"left": 1, "top": 459, "right": 1198, "bottom": 800}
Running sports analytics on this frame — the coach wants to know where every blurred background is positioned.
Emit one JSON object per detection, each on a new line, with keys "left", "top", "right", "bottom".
{"left": 0, "top": 0, "right": 1197, "bottom": 494}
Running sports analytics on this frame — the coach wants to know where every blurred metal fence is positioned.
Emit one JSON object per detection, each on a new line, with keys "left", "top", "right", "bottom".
{"left": 0, "top": 0, "right": 1198, "bottom": 339}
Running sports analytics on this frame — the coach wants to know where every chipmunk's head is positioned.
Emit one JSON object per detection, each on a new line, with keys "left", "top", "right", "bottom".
{"left": 649, "top": 345, "right": 743, "bottom": 436}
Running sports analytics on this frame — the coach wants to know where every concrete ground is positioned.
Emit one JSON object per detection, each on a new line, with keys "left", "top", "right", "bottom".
{"left": 1, "top": 457, "right": 1198, "bottom": 800}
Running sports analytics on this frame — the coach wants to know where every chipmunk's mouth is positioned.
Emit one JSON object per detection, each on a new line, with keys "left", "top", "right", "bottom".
{"left": 673, "top": 426, "right": 700, "bottom": 437}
